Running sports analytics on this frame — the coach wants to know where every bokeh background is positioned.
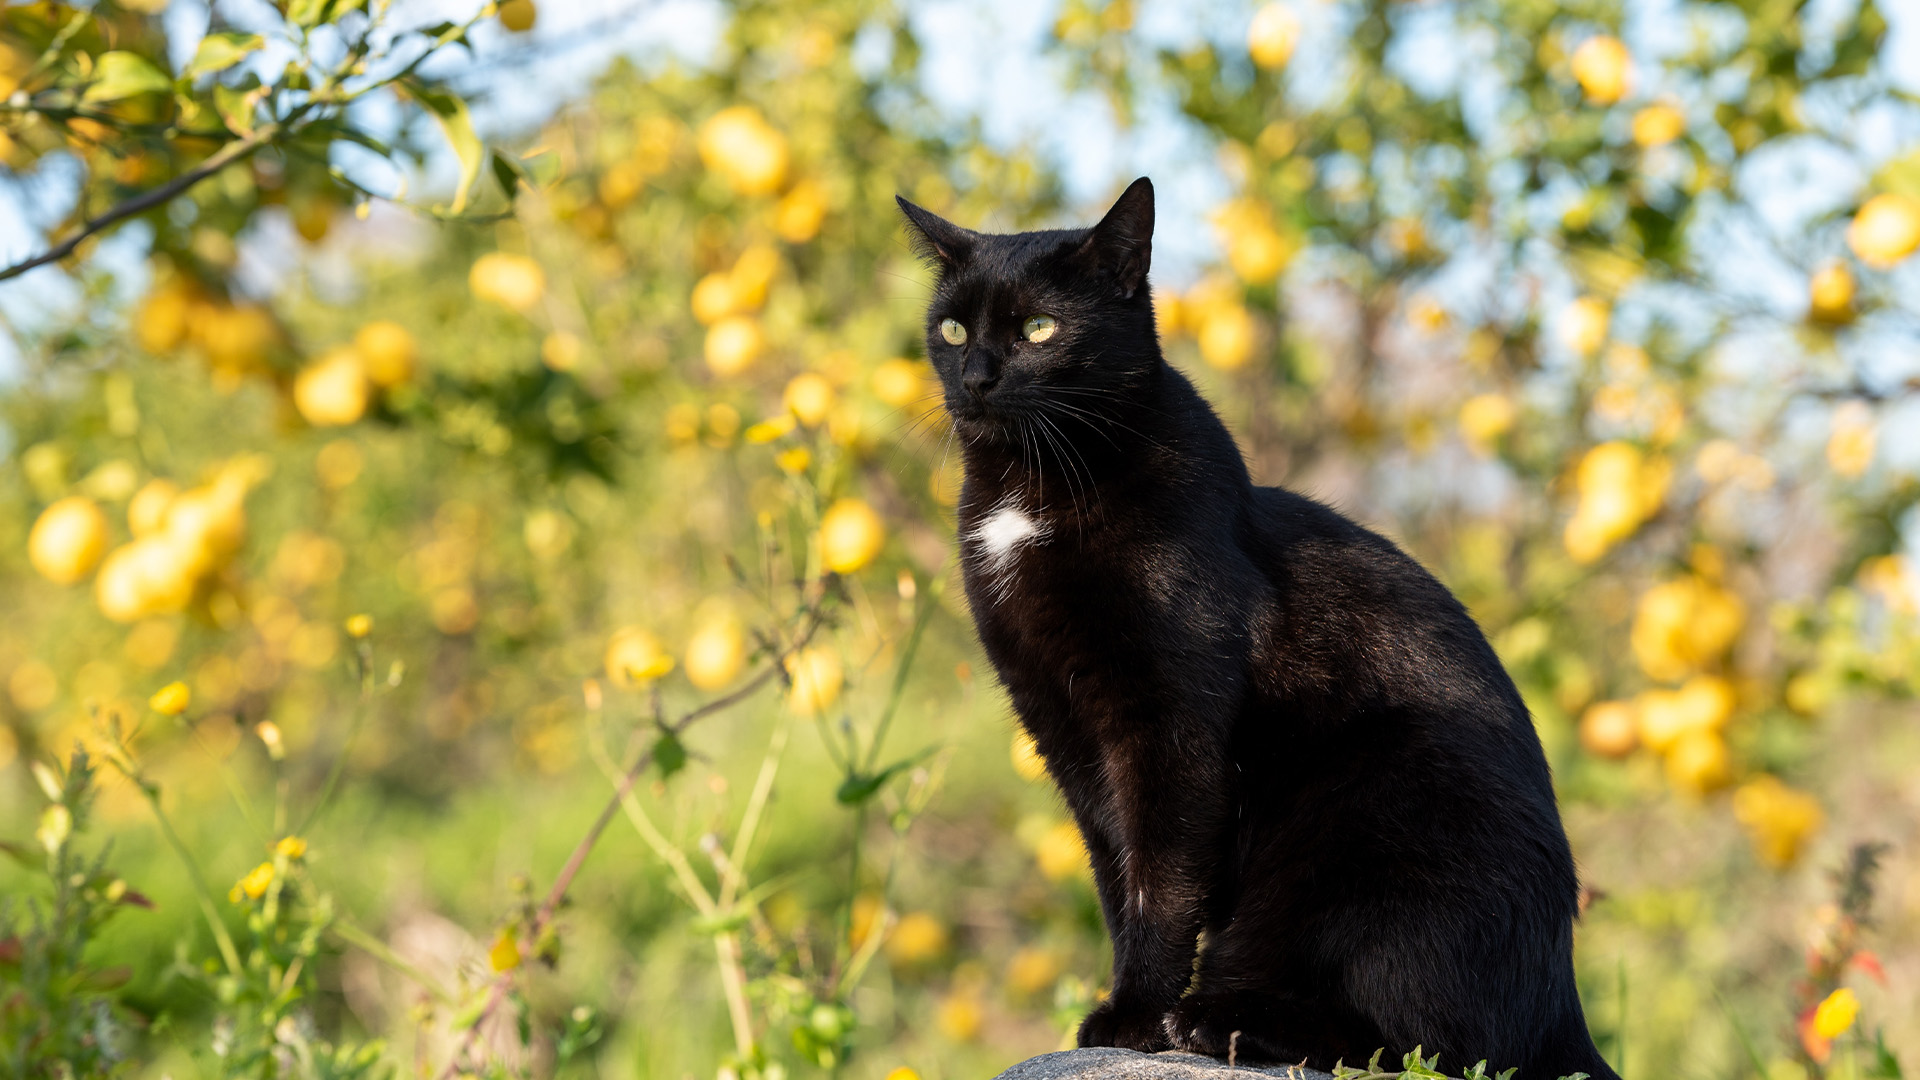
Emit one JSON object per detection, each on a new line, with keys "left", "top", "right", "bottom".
{"left": 3, "top": 0, "right": 1920, "bottom": 1078}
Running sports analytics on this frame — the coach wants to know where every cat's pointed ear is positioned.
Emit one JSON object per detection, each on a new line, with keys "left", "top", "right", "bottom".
{"left": 1075, "top": 176, "right": 1154, "bottom": 299}
{"left": 896, "top": 196, "right": 977, "bottom": 268}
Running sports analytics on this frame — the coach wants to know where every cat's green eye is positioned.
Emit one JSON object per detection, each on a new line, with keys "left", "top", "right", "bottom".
{"left": 1023, "top": 315, "right": 1058, "bottom": 343}
{"left": 940, "top": 318, "right": 967, "bottom": 346}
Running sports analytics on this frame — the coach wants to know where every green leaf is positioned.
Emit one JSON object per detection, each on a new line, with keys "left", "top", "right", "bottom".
{"left": 213, "top": 83, "right": 258, "bottom": 136}
{"left": 834, "top": 748, "right": 933, "bottom": 805}
{"left": 400, "top": 77, "right": 484, "bottom": 214}
{"left": 81, "top": 52, "right": 172, "bottom": 103}
{"left": 287, "top": 0, "right": 368, "bottom": 28}
{"left": 1874, "top": 149, "right": 1920, "bottom": 201}
{"left": 652, "top": 730, "right": 687, "bottom": 779}
{"left": 186, "top": 33, "right": 264, "bottom": 79}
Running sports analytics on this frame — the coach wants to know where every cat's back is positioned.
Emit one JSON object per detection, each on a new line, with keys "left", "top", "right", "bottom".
{"left": 1240, "top": 483, "right": 1525, "bottom": 724}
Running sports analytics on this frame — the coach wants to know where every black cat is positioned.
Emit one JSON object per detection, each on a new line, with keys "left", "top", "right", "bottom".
{"left": 897, "top": 178, "right": 1619, "bottom": 1080}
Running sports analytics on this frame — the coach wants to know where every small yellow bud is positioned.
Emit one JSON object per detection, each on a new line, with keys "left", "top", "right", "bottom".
{"left": 275, "top": 835, "right": 308, "bottom": 859}
{"left": 148, "top": 680, "right": 190, "bottom": 716}
{"left": 344, "top": 614, "right": 373, "bottom": 638}
{"left": 1811, "top": 988, "right": 1859, "bottom": 1040}
{"left": 1571, "top": 36, "right": 1630, "bottom": 105}
{"left": 819, "top": 498, "right": 885, "bottom": 574}
{"left": 489, "top": 928, "right": 522, "bottom": 971}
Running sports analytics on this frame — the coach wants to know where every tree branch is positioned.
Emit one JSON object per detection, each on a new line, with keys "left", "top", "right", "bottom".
{"left": 0, "top": 123, "right": 280, "bottom": 284}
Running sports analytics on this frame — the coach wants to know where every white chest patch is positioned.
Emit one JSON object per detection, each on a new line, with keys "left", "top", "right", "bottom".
{"left": 966, "top": 501, "right": 1049, "bottom": 575}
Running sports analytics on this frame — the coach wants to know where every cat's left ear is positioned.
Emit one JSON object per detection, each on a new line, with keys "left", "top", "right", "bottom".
{"left": 1074, "top": 176, "right": 1154, "bottom": 299}
{"left": 896, "top": 196, "right": 977, "bottom": 268}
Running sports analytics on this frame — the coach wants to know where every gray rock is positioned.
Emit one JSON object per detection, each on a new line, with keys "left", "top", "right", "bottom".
{"left": 993, "top": 1049, "right": 1335, "bottom": 1080}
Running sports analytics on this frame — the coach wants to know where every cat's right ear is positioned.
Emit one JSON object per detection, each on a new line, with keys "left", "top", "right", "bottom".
{"left": 896, "top": 196, "right": 976, "bottom": 268}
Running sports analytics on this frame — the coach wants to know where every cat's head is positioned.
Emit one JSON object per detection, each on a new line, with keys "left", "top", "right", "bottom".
{"left": 896, "top": 177, "right": 1160, "bottom": 445}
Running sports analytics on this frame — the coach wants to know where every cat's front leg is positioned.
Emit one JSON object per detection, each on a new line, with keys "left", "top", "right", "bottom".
{"left": 1074, "top": 740, "right": 1232, "bottom": 1053}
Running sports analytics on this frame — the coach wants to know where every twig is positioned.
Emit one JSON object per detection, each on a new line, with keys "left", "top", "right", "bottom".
{"left": 0, "top": 123, "right": 279, "bottom": 283}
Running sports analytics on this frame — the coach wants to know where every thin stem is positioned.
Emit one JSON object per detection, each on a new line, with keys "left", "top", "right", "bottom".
{"left": 296, "top": 639, "right": 377, "bottom": 837}
{"left": 330, "top": 920, "right": 454, "bottom": 1004}
{"left": 862, "top": 586, "right": 935, "bottom": 774}
{"left": 714, "top": 931, "right": 757, "bottom": 1064}
{"left": 722, "top": 714, "right": 790, "bottom": 910}
{"left": 138, "top": 785, "right": 243, "bottom": 977}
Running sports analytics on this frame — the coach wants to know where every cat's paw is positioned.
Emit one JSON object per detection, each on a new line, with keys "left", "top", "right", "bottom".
{"left": 1077, "top": 998, "right": 1174, "bottom": 1053}
{"left": 1163, "top": 995, "right": 1293, "bottom": 1063}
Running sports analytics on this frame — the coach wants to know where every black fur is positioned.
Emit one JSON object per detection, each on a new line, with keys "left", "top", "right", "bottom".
{"left": 898, "top": 178, "right": 1618, "bottom": 1080}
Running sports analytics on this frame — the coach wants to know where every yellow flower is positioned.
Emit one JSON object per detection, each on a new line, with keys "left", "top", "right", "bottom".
{"left": 344, "top": 614, "right": 373, "bottom": 638}
{"left": 275, "top": 835, "right": 308, "bottom": 859}
{"left": 28, "top": 496, "right": 110, "bottom": 586}
{"left": 885, "top": 1068, "right": 923, "bottom": 1080}
{"left": 540, "top": 332, "right": 582, "bottom": 372}
{"left": 1846, "top": 193, "right": 1920, "bottom": 269}
{"left": 1010, "top": 729, "right": 1048, "bottom": 782}
{"left": 1213, "top": 198, "right": 1293, "bottom": 284}
{"left": 776, "top": 447, "right": 813, "bottom": 474}
{"left": 1035, "top": 821, "right": 1089, "bottom": 882}
{"left": 94, "top": 538, "right": 197, "bottom": 623}
{"left": 256, "top": 721, "right": 285, "bottom": 760}
{"left": 785, "top": 646, "right": 843, "bottom": 713}
{"left": 885, "top": 912, "right": 948, "bottom": 966}
{"left": 935, "top": 993, "right": 983, "bottom": 1042}
{"left": 1571, "top": 35, "right": 1630, "bottom": 104}
{"left": 148, "top": 681, "right": 190, "bottom": 716}
{"left": 745, "top": 416, "right": 796, "bottom": 443}
{"left": 820, "top": 498, "right": 885, "bottom": 574}
{"left": 293, "top": 348, "right": 370, "bottom": 427}
{"left": 1247, "top": 3, "right": 1301, "bottom": 69}
{"left": 1630, "top": 103, "right": 1685, "bottom": 147}
{"left": 231, "top": 861, "right": 275, "bottom": 903}
{"left": 784, "top": 373, "right": 836, "bottom": 427}
{"left": 354, "top": 320, "right": 417, "bottom": 387}
{"left": 605, "top": 627, "right": 675, "bottom": 688}
{"left": 1811, "top": 987, "right": 1859, "bottom": 1040}
{"left": 469, "top": 253, "right": 546, "bottom": 313}
{"left": 1006, "top": 946, "right": 1063, "bottom": 997}
{"left": 1732, "top": 776, "right": 1823, "bottom": 869}
{"left": 488, "top": 928, "right": 522, "bottom": 971}
{"left": 697, "top": 105, "right": 789, "bottom": 196}
{"left": 690, "top": 272, "right": 739, "bottom": 325}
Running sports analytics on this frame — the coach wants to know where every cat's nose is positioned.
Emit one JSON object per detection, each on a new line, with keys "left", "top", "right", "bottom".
{"left": 963, "top": 356, "right": 999, "bottom": 400}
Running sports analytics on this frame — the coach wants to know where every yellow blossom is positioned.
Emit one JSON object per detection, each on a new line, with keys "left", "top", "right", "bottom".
{"left": 776, "top": 447, "right": 813, "bottom": 473}
{"left": 698, "top": 105, "right": 789, "bottom": 196}
{"left": 230, "top": 861, "right": 274, "bottom": 903}
{"left": 489, "top": 928, "right": 522, "bottom": 971}
{"left": 1247, "top": 3, "right": 1302, "bottom": 69}
{"left": 29, "top": 496, "right": 110, "bottom": 586}
{"left": 1459, "top": 394, "right": 1517, "bottom": 452}
{"left": 344, "top": 614, "right": 373, "bottom": 638}
{"left": 885, "top": 913, "right": 948, "bottom": 966}
{"left": 1808, "top": 262, "right": 1856, "bottom": 324}
{"left": 935, "top": 993, "right": 983, "bottom": 1042}
{"left": 1006, "top": 946, "right": 1063, "bottom": 997}
{"left": 469, "top": 253, "right": 546, "bottom": 313}
{"left": 148, "top": 681, "right": 190, "bottom": 716}
{"left": 1559, "top": 297, "right": 1610, "bottom": 355}
{"left": 606, "top": 626, "right": 675, "bottom": 687}
{"left": 784, "top": 373, "right": 836, "bottom": 427}
{"left": 1732, "top": 776, "right": 1823, "bottom": 868}
{"left": 1579, "top": 700, "right": 1638, "bottom": 759}
{"left": 1811, "top": 987, "right": 1859, "bottom": 1040}
{"left": 819, "top": 498, "right": 885, "bottom": 574}
{"left": 275, "top": 835, "right": 308, "bottom": 859}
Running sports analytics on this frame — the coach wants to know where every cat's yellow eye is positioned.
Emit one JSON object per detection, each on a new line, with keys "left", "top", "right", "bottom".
{"left": 1023, "top": 315, "right": 1057, "bottom": 343}
{"left": 939, "top": 318, "right": 967, "bottom": 345}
